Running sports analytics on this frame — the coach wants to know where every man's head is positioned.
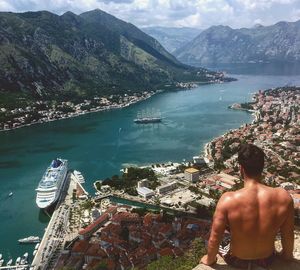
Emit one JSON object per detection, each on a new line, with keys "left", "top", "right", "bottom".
{"left": 238, "top": 144, "right": 265, "bottom": 179}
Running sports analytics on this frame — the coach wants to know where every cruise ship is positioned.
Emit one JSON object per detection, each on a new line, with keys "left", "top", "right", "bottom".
{"left": 36, "top": 158, "right": 68, "bottom": 209}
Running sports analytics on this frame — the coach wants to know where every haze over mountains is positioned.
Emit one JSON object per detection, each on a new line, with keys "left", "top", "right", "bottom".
{"left": 142, "top": 27, "right": 200, "bottom": 53}
{"left": 174, "top": 20, "right": 300, "bottom": 65}
{"left": 0, "top": 9, "right": 210, "bottom": 104}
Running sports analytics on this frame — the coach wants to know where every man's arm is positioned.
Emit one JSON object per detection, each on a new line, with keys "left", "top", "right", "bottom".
{"left": 201, "top": 193, "right": 229, "bottom": 265}
{"left": 280, "top": 195, "right": 294, "bottom": 260}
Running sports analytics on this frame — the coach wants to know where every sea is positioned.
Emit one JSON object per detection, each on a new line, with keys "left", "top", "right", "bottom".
{"left": 0, "top": 63, "right": 300, "bottom": 261}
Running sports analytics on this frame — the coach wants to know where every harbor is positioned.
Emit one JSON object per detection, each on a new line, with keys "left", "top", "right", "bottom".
{"left": 1, "top": 73, "right": 300, "bottom": 259}
{"left": 31, "top": 171, "right": 86, "bottom": 270}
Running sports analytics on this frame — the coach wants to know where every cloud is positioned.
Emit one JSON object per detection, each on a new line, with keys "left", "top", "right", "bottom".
{"left": 97, "top": 0, "right": 134, "bottom": 3}
{"left": 0, "top": 0, "right": 299, "bottom": 29}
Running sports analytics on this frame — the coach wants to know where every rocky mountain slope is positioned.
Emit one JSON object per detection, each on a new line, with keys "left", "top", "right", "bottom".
{"left": 0, "top": 10, "right": 212, "bottom": 106}
{"left": 175, "top": 20, "right": 300, "bottom": 65}
{"left": 142, "top": 26, "right": 200, "bottom": 53}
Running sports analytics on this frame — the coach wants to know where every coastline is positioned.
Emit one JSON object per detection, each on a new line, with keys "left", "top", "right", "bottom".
{"left": 202, "top": 86, "right": 300, "bottom": 181}
{"left": 0, "top": 79, "right": 234, "bottom": 133}
{"left": 0, "top": 91, "right": 158, "bottom": 133}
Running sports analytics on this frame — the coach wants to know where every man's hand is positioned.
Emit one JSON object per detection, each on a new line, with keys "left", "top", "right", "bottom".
{"left": 200, "top": 254, "right": 217, "bottom": 266}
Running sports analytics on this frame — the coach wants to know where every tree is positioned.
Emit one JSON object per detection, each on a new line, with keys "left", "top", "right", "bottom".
{"left": 91, "top": 262, "right": 108, "bottom": 270}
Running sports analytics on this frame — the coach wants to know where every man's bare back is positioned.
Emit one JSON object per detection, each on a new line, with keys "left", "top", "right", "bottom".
{"left": 201, "top": 144, "right": 294, "bottom": 266}
{"left": 222, "top": 182, "right": 293, "bottom": 259}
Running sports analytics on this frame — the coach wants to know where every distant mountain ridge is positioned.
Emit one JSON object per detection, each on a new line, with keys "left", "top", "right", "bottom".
{"left": 0, "top": 9, "right": 211, "bottom": 105}
{"left": 142, "top": 27, "right": 201, "bottom": 53}
{"left": 174, "top": 20, "right": 300, "bottom": 65}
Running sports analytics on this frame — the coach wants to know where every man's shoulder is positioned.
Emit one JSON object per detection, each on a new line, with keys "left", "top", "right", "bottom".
{"left": 273, "top": 187, "right": 293, "bottom": 202}
{"left": 217, "top": 191, "right": 239, "bottom": 208}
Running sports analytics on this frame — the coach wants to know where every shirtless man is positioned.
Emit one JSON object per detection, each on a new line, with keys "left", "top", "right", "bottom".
{"left": 201, "top": 144, "right": 294, "bottom": 268}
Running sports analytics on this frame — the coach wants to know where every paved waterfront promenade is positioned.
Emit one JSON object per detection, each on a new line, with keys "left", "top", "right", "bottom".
{"left": 0, "top": 266, "right": 30, "bottom": 269}
{"left": 31, "top": 172, "right": 77, "bottom": 270}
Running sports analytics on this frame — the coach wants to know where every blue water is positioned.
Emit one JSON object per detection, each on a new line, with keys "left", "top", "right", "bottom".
{"left": 0, "top": 70, "right": 300, "bottom": 260}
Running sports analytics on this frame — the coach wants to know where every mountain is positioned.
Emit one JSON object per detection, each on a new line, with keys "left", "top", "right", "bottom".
{"left": 142, "top": 27, "right": 200, "bottom": 53}
{"left": 0, "top": 10, "right": 212, "bottom": 107}
{"left": 174, "top": 20, "right": 300, "bottom": 65}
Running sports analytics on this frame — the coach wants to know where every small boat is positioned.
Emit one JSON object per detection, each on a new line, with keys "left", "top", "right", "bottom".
{"left": 0, "top": 259, "right": 4, "bottom": 266}
{"left": 9, "top": 192, "right": 13, "bottom": 197}
{"left": 7, "top": 259, "right": 12, "bottom": 266}
{"left": 0, "top": 253, "right": 2, "bottom": 260}
{"left": 16, "top": 257, "right": 21, "bottom": 265}
{"left": 23, "top": 252, "right": 28, "bottom": 260}
{"left": 34, "top": 243, "right": 40, "bottom": 250}
{"left": 33, "top": 250, "right": 37, "bottom": 256}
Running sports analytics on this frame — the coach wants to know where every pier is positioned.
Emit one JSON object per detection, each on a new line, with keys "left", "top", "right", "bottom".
{"left": 31, "top": 172, "right": 79, "bottom": 270}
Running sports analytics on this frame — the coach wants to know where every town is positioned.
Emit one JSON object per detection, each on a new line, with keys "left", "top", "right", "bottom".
{"left": 27, "top": 86, "right": 299, "bottom": 270}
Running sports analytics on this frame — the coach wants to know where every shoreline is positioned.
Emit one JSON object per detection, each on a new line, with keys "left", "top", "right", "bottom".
{"left": 202, "top": 86, "right": 300, "bottom": 178}
{"left": 0, "top": 79, "right": 234, "bottom": 133}
{"left": 0, "top": 91, "right": 158, "bottom": 133}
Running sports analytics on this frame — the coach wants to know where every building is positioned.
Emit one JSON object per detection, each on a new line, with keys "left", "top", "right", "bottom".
{"left": 137, "top": 179, "right": 149, "bottom": 188}
{"left": 78, "top": 207, "right": 117, "bottom": 240}
{"left": 184, "top": 168, "right": 200, "bottom": 183}
{"left": 280, "top": 182, "right": 295, "bottom": 190}
{"left": 136, "top": 187, "right": 155, "bottom": 199}
{"left": 156, "top": 181, "right": 177, "bottom": 195}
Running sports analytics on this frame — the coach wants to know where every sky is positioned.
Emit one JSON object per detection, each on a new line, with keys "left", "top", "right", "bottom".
{"left": 0, "top": 0, "right": 299, "bottom": 29}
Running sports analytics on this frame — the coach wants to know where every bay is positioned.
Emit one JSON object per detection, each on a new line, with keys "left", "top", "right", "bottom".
{"left": 0, "top": 67, "right": 300, "bottom": 260}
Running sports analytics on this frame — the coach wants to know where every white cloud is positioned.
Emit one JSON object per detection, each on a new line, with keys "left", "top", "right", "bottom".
{"left": 0, "top": 0, "right": 299, "bottom": 28}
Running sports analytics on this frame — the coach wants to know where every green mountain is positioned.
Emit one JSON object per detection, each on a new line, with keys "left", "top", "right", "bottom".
{"left": 175, "top": 20, "right": 300, "bottom": 65}
{"left": 0, "top": 9, "right": 214, "bottom": 107}
{"left": 142, "top": 26, "right": 201, "bottom": 53}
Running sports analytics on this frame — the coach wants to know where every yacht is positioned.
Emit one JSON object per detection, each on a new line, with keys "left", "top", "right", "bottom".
{"left": 16, "top": 257, "right": 21, "bottom": 265}
{"left": 18, "top": 236, "right": 40, "bottom": 244}
{"left": 0, "top": 259, "right": 3, "bottom": 266}
{"left": 0, "top": 254, "right": 2, "bottom": 260}
{"left": 36, "top": 159, "right": 68, "bottom": 209}
{"left": 73, "top": 170, "right": 85, "bottom": 184}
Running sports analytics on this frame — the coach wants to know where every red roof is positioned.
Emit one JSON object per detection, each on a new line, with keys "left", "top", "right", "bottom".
{"left": 79, "top": 213, "right": 109, "bottom": 235}
{"left": 111, "top": 212, "right": 140, "bottom": 224}
{"left": 71, "top": 240, "right": 90, "bottom": 253}
{"left": 85, "top": 243, "right": 107, "bottom": 258}
{"left": 159, "top": 247, "right": 173, "bottom": 257}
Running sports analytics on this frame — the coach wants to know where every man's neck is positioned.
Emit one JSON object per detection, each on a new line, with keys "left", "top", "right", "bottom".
{"left": 243, "top": 176, "right": 261, "bottom": 188}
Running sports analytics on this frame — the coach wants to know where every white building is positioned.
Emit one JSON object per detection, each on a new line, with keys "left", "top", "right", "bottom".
{"left": 136, "top": 187, "right": 155, "bottom": 199}
{"left": 184, "top": 168, "right": 200, "bottom": 183}
{"left": 156, "top": 181, "right": 177, "bottom": 195}
{"left": 280, "top": 182, "right": 295, "bottom": 191}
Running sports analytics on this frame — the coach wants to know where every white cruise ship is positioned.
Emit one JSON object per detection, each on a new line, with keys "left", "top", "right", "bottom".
{"left": 36, "top": 158, "right": 68, "bottom": 209}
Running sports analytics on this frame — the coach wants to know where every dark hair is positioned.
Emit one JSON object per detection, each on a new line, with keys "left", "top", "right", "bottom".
{"left": 238, "top": 144, "right": 265, "bottom": 177}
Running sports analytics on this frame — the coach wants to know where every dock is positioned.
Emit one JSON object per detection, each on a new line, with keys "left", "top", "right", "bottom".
{"left": 31, "top": 172, "right": 79, "bottom": 270}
